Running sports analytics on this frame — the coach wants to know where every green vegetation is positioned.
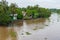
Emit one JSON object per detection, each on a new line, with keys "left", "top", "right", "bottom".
{"left": 9, "top": 31, "right": 16, "bottom": 37}
{"left": 45, "top": 25, "right": 48, "bottom": 26}
{"left": 16, "top": 8, "right": 23, "bottom": 19}
{"left": 50, "top": 9, "right": 58, "bottom": 13}
{"left": 0, "top": 0, "right": 51, "bottom": 25}
{"left": 0, "top": 0, "right": 12, "bottom": 25}
{"left": 57, "top": 9, "right": 60, "bottom": 14}
{"left": 24, "top": 5, "right": 51, "bottom": 19}
{"left": 26, "top": 32, "right": 31, "bottom": 35}
{"left": 50, "top": 9, "right": 60, "bottom": 14}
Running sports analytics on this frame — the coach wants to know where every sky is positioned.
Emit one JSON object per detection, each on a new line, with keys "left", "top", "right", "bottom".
{"left": 1, "top": 0, "right": 60, "bottom": 9}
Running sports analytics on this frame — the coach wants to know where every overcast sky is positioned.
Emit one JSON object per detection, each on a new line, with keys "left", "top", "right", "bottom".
{"left": 1, "top": 0, "right": 60, "bottom": 9}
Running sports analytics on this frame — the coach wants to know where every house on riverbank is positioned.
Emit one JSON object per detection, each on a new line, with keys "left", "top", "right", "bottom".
{"left": 10, "top": 14, "right": 18, "bottom": 20}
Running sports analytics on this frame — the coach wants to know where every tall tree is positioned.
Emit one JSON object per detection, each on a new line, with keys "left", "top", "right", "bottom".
{"left": 0, "top": 0, "right": 11, "bottom": 25}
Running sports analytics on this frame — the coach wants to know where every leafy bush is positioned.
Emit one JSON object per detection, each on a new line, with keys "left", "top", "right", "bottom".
{"left": 0, "top": 13, "right": 12, "bottom": 25}
{"left": 16, "top": 8, "right": 23, "bottom": 19}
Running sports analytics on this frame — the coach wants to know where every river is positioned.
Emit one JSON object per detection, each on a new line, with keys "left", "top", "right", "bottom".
{"left": 0, "top": 13, "right": 60, "bottom": 40}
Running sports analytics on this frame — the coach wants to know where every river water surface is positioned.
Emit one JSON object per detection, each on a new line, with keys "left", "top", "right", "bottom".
{"left": 0, "top": 13, "right": 60, "bottom": 40}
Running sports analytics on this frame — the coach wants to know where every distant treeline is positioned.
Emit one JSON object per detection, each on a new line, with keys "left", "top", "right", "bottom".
{"left": 0, "top": 0, "right": 51, "bottom": 25}
{"left": 50, "top": 9, "right": 60, "bottom": 13}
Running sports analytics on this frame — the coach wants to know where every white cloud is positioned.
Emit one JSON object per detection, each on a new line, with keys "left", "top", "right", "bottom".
{"left": 0, "top": 0, "right": 60, "bottom": 8}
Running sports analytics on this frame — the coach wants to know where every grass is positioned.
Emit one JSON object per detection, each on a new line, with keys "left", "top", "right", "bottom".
{"left": 9, "top": 31, "right": 16, "bottom": 37}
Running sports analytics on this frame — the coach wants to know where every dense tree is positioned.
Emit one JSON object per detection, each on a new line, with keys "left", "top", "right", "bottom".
{"left": 25, "top": 5, "right": 51, "bottom": 19}
{"left": 16, "top": 8, "right": 23, "bottom": 19}
{"left": 9, "top": 3, "right": 17, "bottom": 14}
{"left": 0, "top": 0, "right": 11, "bottom": 25}
{"left": 0, "top": 0, "right": 51, "bottom": 25}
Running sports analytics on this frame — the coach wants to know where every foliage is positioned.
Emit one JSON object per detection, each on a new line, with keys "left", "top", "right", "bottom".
{"left": 9, "top": 31, "right": 16, "bottom": 37}
{"left": 0, "top": 0, "right": 12, "bottom": 25}
{"left": 0, "top": 0, "right": 51, "bottom": 25}
{"left": 50, "top": 9, "right": 60, "bottom": 13}
{"left": 26, "top": 32, "right": 31, "bottom": 35}
{"left": 25, "top": 6, "right": 51, "bottom": 19}
{"left": 16, "top": 8, "right": 23, "bottom": 19}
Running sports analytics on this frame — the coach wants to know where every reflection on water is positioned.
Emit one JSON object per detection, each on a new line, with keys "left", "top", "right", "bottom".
{"left": 0, "top": 27, "right": 16, "bottom": 40}
{"left": 0, "top": 13, "right": 60, "bottom": 40}
{"left": 0, "top": 27, "right": 8, "bottom": 40}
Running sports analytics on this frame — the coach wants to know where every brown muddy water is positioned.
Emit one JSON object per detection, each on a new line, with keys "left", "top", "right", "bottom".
{"left": 0, "top": 13, "right": 60, "bottom": 40}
